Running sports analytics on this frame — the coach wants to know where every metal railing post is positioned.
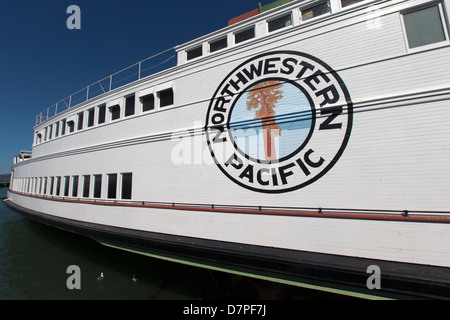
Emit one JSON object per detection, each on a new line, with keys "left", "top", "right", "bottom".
{"left": 138, "top": 61, "right": 141, "bottom": 80}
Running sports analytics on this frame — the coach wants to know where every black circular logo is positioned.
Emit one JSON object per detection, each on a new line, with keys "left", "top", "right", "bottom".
{"left": 206, "top": 51, "right": 353, "bottom": 193}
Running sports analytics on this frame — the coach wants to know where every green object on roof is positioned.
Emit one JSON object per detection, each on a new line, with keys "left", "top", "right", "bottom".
{"left": 258, "top": 0, "right": 294, "bottom": 13}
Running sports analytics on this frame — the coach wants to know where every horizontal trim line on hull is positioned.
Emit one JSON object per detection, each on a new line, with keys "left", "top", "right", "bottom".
{"left": 8, "top": 189, "right": 450, "bottom": 223}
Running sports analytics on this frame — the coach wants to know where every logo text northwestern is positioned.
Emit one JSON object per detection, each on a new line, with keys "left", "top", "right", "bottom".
{"left": 205, "top": 51, "right": 353, "bottom": 193}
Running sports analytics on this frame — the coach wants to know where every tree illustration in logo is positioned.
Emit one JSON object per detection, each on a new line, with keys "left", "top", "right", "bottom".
{"left": 246, "top": 80, "right": 283, "bottom": 160}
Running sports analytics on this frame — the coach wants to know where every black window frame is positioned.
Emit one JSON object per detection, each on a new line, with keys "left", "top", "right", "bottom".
{"left": 210, "top": 37, "right": 228, "bottom": 53}
{"left": 98, "top": 104, "right": 106, "bottom": 124}
{"left": 72, "top": 175, "right": 79, "bottom": 197}
{"left": 141, "top": 94, "right": 155, "bottom": 112}
{"left": 125, "top": 94, "right": 135, "bottom": 117}
{"left": 235, "top": 26, "right": 255, "bottom": 44}
{"left": 109, "top": 104, "right": 121, "bottom": 121}
{"left": 87, "top": 108, "right": 95, "bottom": 127}
{"left": 82, "top": 175, "right": 90, "bottom": 198}
{"left": 121, "top": 172, "right": 132, "bottom": 200}
{"left": 159, "top": 88, "right": 174, "bottom": 108}
{"left": 268, "top": 13, "right": 292, "bottom": 33}
{"left": 107, "top": 173, "right": 117, "bottom": 199}
{"left": 93, "top": 174, "right": 102, "bottom": 199}
{"left": 187, "top": 46, "right": 203, "bottom": 61}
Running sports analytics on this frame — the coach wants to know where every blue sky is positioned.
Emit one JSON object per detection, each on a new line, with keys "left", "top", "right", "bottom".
{"left": 0, "top": 0, "right": 265, "bottom": 174}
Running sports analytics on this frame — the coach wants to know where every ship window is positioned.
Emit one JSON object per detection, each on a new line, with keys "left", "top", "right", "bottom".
{"left": 44, "top": 127, "right": 48, "bottom": 141}
{"left": 82, "top": 175, "right": 90, "bottom": 198}
{"left": 64, "top": 176, "right": 70, "bottom": 197}
{"left": 235, "top": 26, "right": 255, "bottom": 44}
{"left": 402, "top": 3, "right": 448, "bottom": 49}
{"left": 67, "top": 120, "right": 75, "bottom": 133}
{"left": 107, "top": 173, "right": 117, "bottom": 199}
{"left": 93, "top": 174, "right": 102, "bottom": 198}
{"left": 125, "top": 94, "right": 135, "bottom": 117}
{"left": 48, "top": 125, "right": 53, "bottom": 140}
{"left": 61, "top": 119, "right": 66, "bottom": 135}
{"left": 55, "top": 122, "right": 59, "bottom": 137}
{"left": 43, "top": 177, "right": 48, "bottom": 195}
{"left": 72, "top": 175, "right": 79, "bottom": 197}
{"left": 121, "top": 173, "right": 132, "bottom": 200}
{"left": 159, "top": 88, "right": 174, "bottom": 107}
{"left": 50, "top": 177, "right": 55, "bottom": 195}
{"left": 110, "top": 104, "right": 121, "bottom": 121}
{"left": 98, "top": 104, "right": 106, "bottom": 124}
{"left": 55, "top": 176, "right": 61, "bottom": 196}
{"left": 268, "top": 14, "right": 292, "bottom": 33}
{"left": 341, "top": 0, "right": 364, "bottom": 8}
{"left": 210, "top": 37, "right": 228, "bottom": 53}
{"left": 38, "top": 177, "right": 42, "bottom": 194}
{"left": 77, "top": 112, "right": 84, "bottom": 131}
{"left": 302, "top": 2, "right": 330, "bottom": 21}
{"left": 36, "top": 133, "right": 42, "bottom": 145}
{"left": 187, "top": 46, "right": 202, "bottom": 61}
{"left": 141, "top": 94, "right": 155, "bottom": 112}
{"left": 87, "top": 108, "right": 95, "bottom": 127}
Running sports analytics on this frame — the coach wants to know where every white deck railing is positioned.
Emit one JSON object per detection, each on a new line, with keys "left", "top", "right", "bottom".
{"left": 35, "top": 48, "right": 176, "bottom": 126}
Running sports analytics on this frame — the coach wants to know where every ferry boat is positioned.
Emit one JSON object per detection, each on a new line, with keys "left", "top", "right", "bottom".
{"left": 4, "top": 0, "right": 450, "bottom": 299}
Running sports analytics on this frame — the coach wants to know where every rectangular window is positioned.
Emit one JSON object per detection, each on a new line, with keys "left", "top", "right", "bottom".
{"left": 301, "top": 2, "right": 330, "bottom": 21}
{"left": 36, "top": 133, "right": 42, "bottom": 145}
{"left": 49, "top": 177, "right": 54, "bottom": 195}
{"left": 83, "top": 175, "right": 90, "bottom": 198}
{"left": 403, "top": 3, "right": 448, "bottom": 49}
{"left": 125, "top": 94, "right": 135, "bottom": 117}
{"left": 77, "top": 112, "right": 84, "bottom": 131}
{"left": 341, "top": 0, "right": 364, "bottom": 7}
{"left": 159, "top": 88, "right": 174, "bottom": 107}
{"left": 61, "top": 119, "right": 66, "bottom": 135}
{"left": 55, "top": 176, "right": 61, "bottom": 196}
{"left": 187, "top": 46, "right": 202, "bottom": 60}
{"left": 87, "top": 108, "right": 95, "bottom": 127}
{"left": 107, "top": 174, "right": 117, "bottom": 199}
{"left": 72, "top": 175, "right": 79, "bottom": 197}
{"left": 44, "top": 127, "right": 48, "bottom": 141}
{"left": 121, "top": 173, "right": 132, "bottom": 200}
{"left": 48, "top": 125, "right": 53, "bottom": 140}
{"left": 43, "top": 177, "right": 48, "bottom": 195}
{"left": 235, "top": 27, "right": 255, "bottom": 44}
{"left": 141, "top": 94, "right": 155, "bottom": 112}
{"left": 210, "top": 37, "right": 228, "bottom": 53}
{"left": 67, "top": 121, "right": 75, "bottom": 133}
{"left": 268, "top": 14, "right": 292, "bottom": 33}
{"left": 93, "top": 174, "right": 102, "bottom": 198}
{"left": 98, "top": 104, "right": 106, "bottom": 124}
{"left": 38, "top": 177, "right": 42, "bottom": 194}
{"left": 110, "top": 105, "right": 121, "bottom": 121}
{"left": 64, "top": 176, "right": 70, "bottom": 197}
{"left": 55, "top": 122, "right": 59, "bottom": 137}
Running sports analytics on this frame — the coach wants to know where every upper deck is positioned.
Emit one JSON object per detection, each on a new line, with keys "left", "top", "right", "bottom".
{"left": 31, "top": 0, "right": 450, "bottom": 153}
{"left": 33, "top": 0, "right": 375, "bottom": 128}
